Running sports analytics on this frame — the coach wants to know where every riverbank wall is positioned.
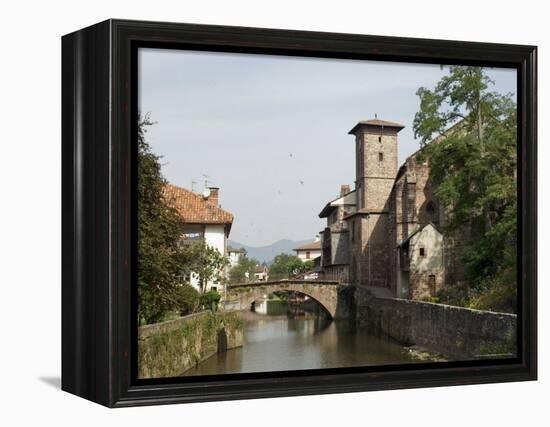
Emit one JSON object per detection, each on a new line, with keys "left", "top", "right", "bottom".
{"left": 138, "top": 311, "right": 243, "bottom": 379}
{"left": 353, "top": 287, "right": 517, "bottom": 359}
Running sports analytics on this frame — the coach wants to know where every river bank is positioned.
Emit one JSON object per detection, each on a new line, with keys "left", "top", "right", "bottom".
{"left": 138, "top": 310, "right": 243, "bottom": 379}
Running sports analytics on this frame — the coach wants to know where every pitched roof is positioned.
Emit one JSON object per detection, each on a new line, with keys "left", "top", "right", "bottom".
{"left": 227, "top": 246, "right": 246, "bottom": 253}
{"left": 254, "top": 265, "right": 268, "bottom": 273}
{"left": 348, "top": 118, "right": 405, "bottom": 134}
{"left": 162, "top": 183, "right": 233, "bottom": 225}
{"left": 395, "top": 119, "right": 466, "bottom": 181}
{"left": 294, "top": 240, "right": 322, "bottom": 251}
{"left": 397, "top": 222, "right": 442, "bottom": 247}
{"left": 318, "top": 189, "right": 356, "bottom": 218}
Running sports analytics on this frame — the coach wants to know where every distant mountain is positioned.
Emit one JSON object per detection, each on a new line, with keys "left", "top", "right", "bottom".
{"left": 227, "top": 238, "right": 312, "bottom": 264}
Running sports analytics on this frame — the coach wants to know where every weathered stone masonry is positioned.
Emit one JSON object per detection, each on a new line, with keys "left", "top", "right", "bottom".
{"left": 320, "top": 117, "right": 466, "bottom": 300}
{"left": 138, "top": 311, "right": 243, "bottom": 379}
{"left": 353, "top": 287, "right": 516, "bottom": 359}
{"left": 228, "top": 280, "right": 351, "bottom": 319}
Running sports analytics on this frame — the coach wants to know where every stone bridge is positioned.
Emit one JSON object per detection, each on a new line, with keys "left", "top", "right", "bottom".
{"left": 227, "top": 280, "right": 346, "bottom": 319}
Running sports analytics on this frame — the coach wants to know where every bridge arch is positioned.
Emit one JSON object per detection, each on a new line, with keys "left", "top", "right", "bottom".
{"left": 227, "top": 280, "right": 341, "bottom": 319}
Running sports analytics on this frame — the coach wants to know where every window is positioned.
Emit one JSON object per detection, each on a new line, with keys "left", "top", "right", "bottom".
{"left": 426, "top": 201, "right": 438, "bottom": 224}
{"left": 306, "top": 251, "right": 310, "bottom": 259}
{"left": 426, "top": 201, "right": 435, "bottom": 214}
{"left": 183, "top": 232, "right": 203, "bottom": 240}
{"left": 378, "top": 152, "right": 384, "bottom": 161}
{"left": 419, "top": 247, "right": 426, "bottom": 257}
{"left": 378, "top": 136, "right": 382, "bottom": 142}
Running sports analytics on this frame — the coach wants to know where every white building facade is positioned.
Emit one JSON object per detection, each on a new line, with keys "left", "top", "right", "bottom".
{"left": 163, "top": 184, "right": 234, "bottom": 294}
{"left": 227, "top": 246, "right": 246, "bottom": 268}
{"left": 293, "top": 238, "right": 322, "bottom": 262}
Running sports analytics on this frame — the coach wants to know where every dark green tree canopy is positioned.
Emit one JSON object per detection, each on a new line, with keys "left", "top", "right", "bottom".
{"left": 137, "top": 113, "right": 196, "bottom": 324}
{"left": 269, "top": 253, "right": 313, "bottom": 280}
{"left": 413, "top": 66, "right": 517, "bottom": 313}
{"left": 137, "top": 114, "right": 230, "bottom": 323}
{"left": 187, "top": 240, "right": 229, "bottom": 293}
{"left": 229, "top": 255, "right": 260, "bottom": 284}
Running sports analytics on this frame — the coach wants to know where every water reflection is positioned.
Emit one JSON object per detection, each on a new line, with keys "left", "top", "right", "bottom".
{"left": 183, "top": 299, "right": 418, "bottom": 376}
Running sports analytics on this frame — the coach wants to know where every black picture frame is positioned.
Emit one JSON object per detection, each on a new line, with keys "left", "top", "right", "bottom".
{"left": 61, "top": 19, "right": 537, "bottom": 407}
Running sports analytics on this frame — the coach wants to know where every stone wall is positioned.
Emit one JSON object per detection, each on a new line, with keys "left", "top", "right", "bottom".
{"left": 321, "top": 264, "right": 349, "bottom": 283}
{"left": 229, "top": 281, "right": 342, "bottom": 318}
{"left": 331, "top": 230, "right": 350, "bottom": 265}
{"left": 349, "top": 213, "right": 392, "bottom": 290}
{"left": 354, "top": 287, "right": 516, "bottom": 359}
{"left": 138, "top": 311, "right": 243, "bottom": 379}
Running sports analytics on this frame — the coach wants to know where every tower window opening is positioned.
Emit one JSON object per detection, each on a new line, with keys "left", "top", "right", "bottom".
{"left": 378, "top": 152, "right": 384, "bottom": 161}
{"left": 378, "top": 136, "right": 382, "bottom": 142}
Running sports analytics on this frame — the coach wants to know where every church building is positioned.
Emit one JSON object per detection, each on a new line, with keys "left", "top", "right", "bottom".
{"left": 319, "top": 118, "right": 449, "bottom": 300}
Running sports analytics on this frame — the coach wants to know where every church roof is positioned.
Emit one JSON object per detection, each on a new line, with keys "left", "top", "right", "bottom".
{"left": 348, "top": 118, "right": 405, "bottom": 134}
{"left": 162, "top": 183, "right": 233, "bottom": 225}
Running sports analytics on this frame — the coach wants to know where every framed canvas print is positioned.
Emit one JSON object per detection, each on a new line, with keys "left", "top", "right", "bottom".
{"left": 61, "top": 19, "right": 537, "bottom": 407}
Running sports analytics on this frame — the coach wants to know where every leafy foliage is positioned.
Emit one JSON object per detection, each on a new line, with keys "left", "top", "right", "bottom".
{"left": 137, "top": 115, "right": 230, "bottom": 323}
{"left": 413, "top": 66, "right": 517, "bottom": 313}
{"left": 137, "top": 114, "right": 199, "bottom": 324}
{"left": 229, "top": 255, "right": 260, "bottom": 283}
{"left": 187, "top": 240, "right": 229, "bottom": 293}
{"left": 177, "top": 284, "right": 200, "bottom": 316}
{"left": 287, "top": 258, "right": 314, "bottom": 277}
{"left": 269, "top": 253, "right": 314, "bottom": 280}
{"left": 200, "top": 290, "right": 222, "bottom": 312}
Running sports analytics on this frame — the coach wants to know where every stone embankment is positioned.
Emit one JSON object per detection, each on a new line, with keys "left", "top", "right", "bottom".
{"left": 138, "top": 310, "right": 243, "bottom": 378}
{"left": 354, "top": 287, "right": 517, "bottom": 359}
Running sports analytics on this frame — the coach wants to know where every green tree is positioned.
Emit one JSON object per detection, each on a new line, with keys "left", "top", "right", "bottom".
{"left": 200, "top": 290, "right": 221, "bottom": 312}
{"left": 229, "top": 255, "right": 259, "bottom": 283}
{"left": 137, "top": 114, "right": 197, "bottom": 324}
{"left": 413, "top": 66, "right": 517, "bottom": 313}
{"left": 187, "top": 240, "right": 229, "bottom": 294}
{"left": 287, "top": 258, "right": 314, "bottom": 276}
{"left": 269, "top": 253, "right": 312, "bottom": 280}
{"left": 178, "top": 284, "right": 200, "bottom": 316}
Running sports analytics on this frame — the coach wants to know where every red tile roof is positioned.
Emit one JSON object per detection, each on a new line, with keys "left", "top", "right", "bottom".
{"left": 162, "top": 183, "right": 233, "bottom": 225}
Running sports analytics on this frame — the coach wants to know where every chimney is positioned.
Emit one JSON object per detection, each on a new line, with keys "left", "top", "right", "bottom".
{"left": 207, "top": 187, "right": 219, "bottom": 206}
{"left": 340, "top": 184, "right": 350, "bottom": 197}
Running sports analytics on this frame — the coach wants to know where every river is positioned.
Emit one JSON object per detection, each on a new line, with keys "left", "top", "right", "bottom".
{"left": 183, "top": 299, "right": 421, "bottom": 376}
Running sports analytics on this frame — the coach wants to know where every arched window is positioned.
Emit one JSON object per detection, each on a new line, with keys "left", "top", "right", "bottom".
{"left": 426, "top": 201, "right": 438, "bottom": 224}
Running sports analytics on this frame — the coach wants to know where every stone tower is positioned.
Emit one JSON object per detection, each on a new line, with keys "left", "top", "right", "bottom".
{"left": 347, "top": 118, "right": 404, "bottom": 290}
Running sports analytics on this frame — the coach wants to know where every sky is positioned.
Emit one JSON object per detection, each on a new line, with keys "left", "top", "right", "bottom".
{"left": 138, "top": 48, "right": 516, "bottom": 247}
